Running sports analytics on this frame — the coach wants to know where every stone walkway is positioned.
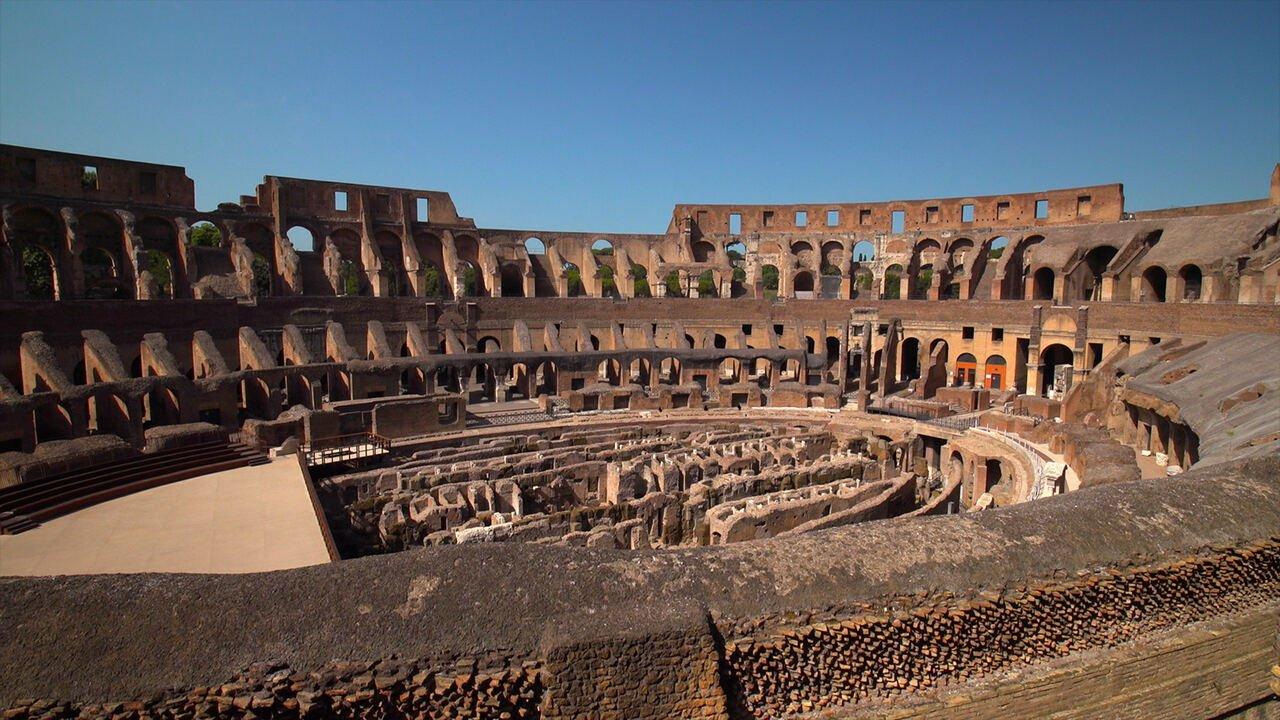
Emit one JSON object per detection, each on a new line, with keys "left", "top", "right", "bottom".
{"left": 0, "top": 456, "right": 331, "bottom": 576}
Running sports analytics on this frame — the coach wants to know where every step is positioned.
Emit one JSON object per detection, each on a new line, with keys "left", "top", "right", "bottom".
{"left": 0, "top": 444, "right": 255, "bottom": 504}
{"left": 0, "top": 441, "right": 230, "bottom": 497}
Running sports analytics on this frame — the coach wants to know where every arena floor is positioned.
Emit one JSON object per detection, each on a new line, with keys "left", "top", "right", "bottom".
{"left": 0, "top": 457, "right": 331, "bottom": 575}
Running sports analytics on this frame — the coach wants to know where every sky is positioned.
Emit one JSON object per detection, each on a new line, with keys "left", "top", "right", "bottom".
{"left": 1, "top": 0, "right": 1277, "bottom": 233}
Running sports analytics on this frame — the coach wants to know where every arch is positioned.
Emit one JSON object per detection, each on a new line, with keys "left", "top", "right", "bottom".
{"left": 691, "top": 240, "right": 716, "bottom": 263}
{"left": 1004, "top": 235, "right": 1043, "bottom": 299}
{"left": 1078, "top": 245, "right": 1118, "bottom": 301}
{"left": 143, "top": 249, "right": 175, "bottom": 299}
{"left": 630, "top": 262, "right": 651, "bottom": 298}
{"left": 500, "top": 263, "right": 525, "bottom": 297}
{"left": 1032, "top": 267, "right": 1056, "bottom": 301}
{"left": 20, "top": 245, "right": 57, "bottom": 300}
{"left": 987, "top": 236, "right": 1010, "bottom": 258}
{"left": 725, "top": 241, "right": 747, "bottom": 260}
{"left": 900, "top": 337, "right": 921, "bottom": 381}
{"left": 882, "top": 264, "right": 903, "bottom": 299}
{"left": 954, "top": 352, "right": 978, "bottom": 386}
{"left": 453, "top": 235, "right": 487, "bottom": 296}
{"left": 414, "top": 232, "right": 449, "bottom": 298}
{"left": 188, "top": 220, "right": 223, "bottom": 248}
{"left": 850, "top": 265, "right": 874, "bottom": 299}
{"left": 793, "top": 270, "right": 815, "bottom": 296}
{"left": 760, "top": 264, "right": 780, "bottom": 299}
{"left": 929, "top": 338, "right": 949, "bottom": 364}
{"left": 286, "top": 225, "right": 315, "bottom": 252}
{"left": 374, "top": 230, "right": 407, "bottom": 297}
{"left": 851, "top": 240, "right": 876, "bottom": 262}
{"left": 524, "top": 237, "right": 546, "bottom": 255}
{"left": 1141, "top": 266, "right": 1167, "bottom": 302}
{"left": 1179, "top": 264, "right": 1202, "bottom": 301}
{"left": 695, "top": 269, "right": 715, "bottom": 298}
{"left": 820, "top": 241, "right": 845, "bottom": 276}
{"left": 80, "top": 246, "right": 119, "bottom": 299}
{"left": 983, "top": 354, "right": 1007, "bottom": 390}
{"left": 591, "top": 238, "right": 614, "bottom": 255}
{"left": 477, "top": 336, "right": 501, "bottom": 353}
{"left": 563, "top": 261, "right": 584, "bottom": 297}
{"left": 457, "top": 260, "right": 481, "bottom": 297}
{"left": 910, "top": 263, "right": 933, "bottom": 300}
{"left": 1039, "top": 343, "right": 1075, "bottom": 397}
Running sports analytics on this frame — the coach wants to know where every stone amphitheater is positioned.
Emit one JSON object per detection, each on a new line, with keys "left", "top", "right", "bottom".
{"left": 0, "top": 144, "right": 1277, "bottom": 719}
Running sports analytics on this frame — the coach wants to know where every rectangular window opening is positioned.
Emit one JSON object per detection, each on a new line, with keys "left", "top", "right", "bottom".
{"left": 17, "top": 157, "right": 36, "bottom": 182}
{"left": 826, "top": 210, "right": 840, "bottom": 227}
{"left": 82, "top": 165, "right": 98, "bottom": 190}
{"left": 375, "top": 193, "right": 392, "bottom": 214}
{"left": 795, "top": 210, "right": 808, "bottom": 227}
{"left": 859, "top": 209, "right": 871, "bottom": 225}
{"left": 991, "top": 327, "right": 1004, "bottom": 342}
{"left": 416, "top": 197, "right": 429, "bottom": 221}
{"left": 762, "top": 210, "right": 774, "bottom": 227}
{"left": 729, "top": 213, "right": 742, "bottom": 235}
{"left": 1035, "top": 199, "right": 1049, "bottom": 220}
{"left": 140, "top": 171, "right": 158, "bottom": 195}
{"left": 1077, "top": 195, "right": 1092, "bottom": 217}
{"left": 334, "top": 191, "right": 348, "bottom": 211}
{"left": 961, "top": 204, "right": 975, "bottom": 223}
{"left": 891, "top": 210, "right": 905, "bottom": 234}
{"left": 1089, "top": 342, "right": 1103, "bottom": 368}
{"left": 925, "top": 206, "right": 940, "bottom": 224}
{"left": 996, "top": 201, "right": 1010, "bottom": 220}
{"left": 962, "top": 326, "right": 974, "bottom": 340}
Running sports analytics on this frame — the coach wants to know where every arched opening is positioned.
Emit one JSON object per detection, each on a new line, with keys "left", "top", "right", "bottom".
{"left": 882, "top": 264, "right": 903, "bottom": 299}
{"left": 563, "top": 261, "right": 584, "bottom": 297}
{"left": 852, "top": 240, "right": 876, "bottom": 263}
{"left": 21, "top": 245, "right": 57, "bottom": 300}
{"left": 414, "top": 232, "right": 449, "bottom": 298}
{"left": 1039, "top": 343, "right": 1075, "bottom": 397}
{"left": 1141, "top": 266, "right": 1167, "bottom": 302}
{"left": 1079, "top": 245, "right": 1118, "bottom": 301}
{"left": 453, "top": 235, "right": 487, "bottom": 296}
{"left": 477, "top": 336, "right": 501, "bottom": 354}
{"left": 910, "top": 263, "right": 933, "bottom": 300}
{"left": 1032, "top": 267, "right": 1056, "bottom": 301}
{"left": 591, "top": 238, "right": 614, "bottom": 256}
{"left": 80, "top": 212, "right": 127, "bottom": 299}
{"left": 726, "top": 241, "right": 748, "bottom": 297}
{"left": 338, "top": 260, "right": 361, "bottom": 297}
{"left": 900, "top": 337, "right": 921, "bottom": 382}
{"left": 251, "top": 253, "right": 272, "bottom": 297}
{"left": 286, "top": 225, "right": 315, "bottom": 252}
{"left": 663, "top": 270, "right": 685, "bottom": 298}
{"left": 80, "top": 245, "right": 120, "bottom": 297}
{"left": 954, "top": 353, "right": 977, "bottom": 386}
{"left": 930, "top": 338, "right": 949, "bottom": 365}
{"left": 984, "top": 354, "right": 1007, "bottom": 390}
{"left": 500, "top": 263, "right": 525, "bottom": 297}
{"left": 144, "top": 249, "right": 175, "bottom": 298}
{"left": 630, "top": 262, "right": 651, "bottom": 298}
{"left": 691, "top": 240, "right": 716, "bottom": 263}
{"left": 695, "top": 269, "right": 716, "bottom": 298}
{"left": 457, "top": 260, "right": 480, "bottom": 297}
{"left": 793, "top": 270, "right": 815, "bottom": 297}
{"left": 374, "top": 231, "right": 407, "bottom": 297}
{"left": 760, "top": 264, "right": 779, "bottom": 299}
{"left": 1179, "top": 264, "right": 1202, "bottom": 301}
{"left": 524, "top": 237, "right": 546, "bottom": 255}
{"left": 597, "top": 263, "right": 619, "bottom": 298}
{"left": 1004, "top": 235, "right": 1043, "bottom": 300}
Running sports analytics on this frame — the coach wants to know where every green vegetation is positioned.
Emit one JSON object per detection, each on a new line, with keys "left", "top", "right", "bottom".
{"left": 340, "top": 260, "right": 360, "bottom": 296}
{"left": 884, "top": 268, "right": 901, "bottom": 299}
{"left": 696, "top": 270, "right": 716, "bottom": 298}
{"left": 21, "top": 246, "right": 54, "bottom": 299}
{"left": 422, "top": 263, "right": 442, "bottom": 297}
{"left": 462, "top": 264, "right": 478, "bottom": 296}
{"left": 631, "top": 262, "right": 651, "bottom": 297}
{"left": 566, "top": 265, "right": 583, "bottom": 296}
{"left": 762, "top": 264, "right": 779, "bottom": 299}
{"left": 821, "top": 262, "right": 841, "bottom": 277}
{"left": 664, "top": 270, "right": 683, "bottom": 297}
{"left": 189, "top": 222, "right": 222, "bottom": 248}
{"left": 146, "top": 249, "right": 173, "bottom": 297}
{"left": 597, "top": 264, "right": 616, "bottom": 296}
{"left": 856, "top": 271, "right": 873, "bottom": 289}
{"left": 252, "top": 255, "right": 271, "bottom": 297}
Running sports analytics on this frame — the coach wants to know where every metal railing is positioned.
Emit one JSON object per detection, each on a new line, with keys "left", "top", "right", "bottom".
{"left": 973, "top": 427, "right": 1055, "bottom": 498}
{"left": 301, "top": 432, "right": 391, "bottom": 467}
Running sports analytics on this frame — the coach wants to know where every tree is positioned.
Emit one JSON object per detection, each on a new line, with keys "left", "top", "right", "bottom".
{"left": 422, "top": 263, "right": 442, "bottom": 297}
{"left": 631, "top": 262, "right": 651, "bottom": 298}
{"left": 565, "top": 265, "right": 583, "bottom": 296}
{"left": 663, "top": 271, "right": 683, "bottom": 298}
{"left": 597, "top": 264, "right": 616, "bottom": 297}
{"left": 462, "top": 264, "right": 478, "bottom": 296}
{"left": 189, "top": 222, "right": 222, "bottom": 248}
{"left": 340, "top": 260, "right": 360, "bottom": 296}
{"left": 21, "top": 246, "right": 54, "bottom": 299}
{"left": 762, "top": 265, "right": 779, "bottom": 299}
{"left": 884, "top": 268, "right": 901, "bottom": 299}
{"left": 147, "top": 250, "right": 173, "bottom": 297}
{"left": 251, "top": 255, "right": 271, "bottom": 297}
{"left": 696, "top": 270, "right": 716, "bottom": 298}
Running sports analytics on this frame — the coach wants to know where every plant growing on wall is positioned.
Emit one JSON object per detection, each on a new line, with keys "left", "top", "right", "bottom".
{"left": 697, "top": 269, "right": 716, "bottom": 298}
{"left": 21, "top": 246, "right": 54, "bottom": 299}
{"left": 189, "top": 222, "right": 222, "bottom": 248}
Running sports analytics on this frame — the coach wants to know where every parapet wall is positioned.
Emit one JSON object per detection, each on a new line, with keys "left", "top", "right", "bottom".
{"left": 1, "top": 458, "right": 1276, "bottom": 718}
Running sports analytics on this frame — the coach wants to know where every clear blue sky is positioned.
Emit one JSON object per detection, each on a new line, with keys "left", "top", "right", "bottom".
{"left": 2, "top": 1, "right": 1277, "bottom": 232}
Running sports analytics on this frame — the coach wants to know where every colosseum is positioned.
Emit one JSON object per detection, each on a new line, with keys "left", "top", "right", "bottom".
{"left": 0, "top": 144, "right": 1277, "bottom": 719}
